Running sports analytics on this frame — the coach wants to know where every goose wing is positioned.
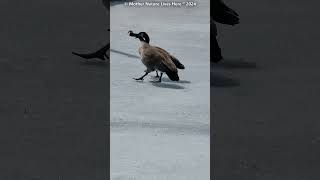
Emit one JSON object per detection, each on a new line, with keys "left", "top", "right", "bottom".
{"left": 154, "top": 46, "right": 175, "bottom": 59}
{"left": 149, "top": 47, "right": 177, "bottom": 72}
{"left": 168, "top": 55, "right": 185, "bottom": 69}
{"left": 153, "top": 46, "right": 185, "bottom": 69}
{"left": 141, "top": 47, "right": 179, "bottom": 81}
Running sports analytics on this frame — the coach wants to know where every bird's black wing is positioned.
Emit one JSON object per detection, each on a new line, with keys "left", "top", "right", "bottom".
{"left": 153, "top": 46, "right": 185, "bottom": 69}
{"left": 170, "top": 55, "right": 185, "bottom": 69}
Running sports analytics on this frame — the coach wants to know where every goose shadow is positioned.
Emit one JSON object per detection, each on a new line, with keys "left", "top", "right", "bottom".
{"left": 211, "top": 72, "right": 240, "bottom": 87}
{"left": 151, "top": 76, "right": 191, "bottom": 84}
{"left": 150, "top": 82, "right": 185, "bottom": 89}
{"left": 214, "top": 58, "right": 257, "bottom": 69}
{"left": 110, "top": 49, "right": 140, "bottom": 59}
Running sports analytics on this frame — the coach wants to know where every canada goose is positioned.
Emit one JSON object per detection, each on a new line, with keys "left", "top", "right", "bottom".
{"left": 212, "top": 0, "right": 239, "bottom": 25}
{"left": 128, "top": 30, "right": 181, "bottom": 82}
{"left": 128, "top": 30, "right": 184, "bottom": 72}
{"left": 212, "top": 22, "right": 222, "bottom": 63}
{"left": 102, "top": 0, "right": 108, "bottom": 9}
{"left": 211, "top": 0, "right": 239, "bottom": 63}
{"left": 72, "top": 1, "right": 110, "bottom": 60}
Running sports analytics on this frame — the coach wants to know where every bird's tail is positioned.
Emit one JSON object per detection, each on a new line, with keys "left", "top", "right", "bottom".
{"left": 171, "top": 56, "right": 185, "bottom": 69}
{"left": 166, "top": 70, "right": 179, "bottom": 81}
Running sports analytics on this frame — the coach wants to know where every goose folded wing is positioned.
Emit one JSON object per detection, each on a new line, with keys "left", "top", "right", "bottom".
{"left": 158, "top": 53, "right": 177, "bottom": 73}
{"left": 154, "top": 46, "right": 171, "bottom": 56}
{"left": 154, "top": 46, "right": 185, "bottom": 69}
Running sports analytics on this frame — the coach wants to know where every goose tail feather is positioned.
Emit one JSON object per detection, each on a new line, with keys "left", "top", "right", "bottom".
{"left": 171, "top": 57, "right": 185, "bottom": 69}
{"left": 166, "top": 70, "right": 179, "bottom": 81}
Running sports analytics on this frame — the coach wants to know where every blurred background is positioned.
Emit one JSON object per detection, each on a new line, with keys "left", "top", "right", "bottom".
{"left": 0, "top": 0, "right": 109, "bottom": 179}
{"left": 213, "top": 0, "right": 320, "bottom": 179}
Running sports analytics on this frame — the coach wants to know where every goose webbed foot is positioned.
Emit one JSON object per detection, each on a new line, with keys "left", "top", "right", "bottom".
{"left": 133, "top": 72, "right": 149, "bottom": 81}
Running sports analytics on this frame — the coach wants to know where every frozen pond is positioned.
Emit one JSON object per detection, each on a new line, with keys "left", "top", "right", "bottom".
{"left": 110, "top": 0, "right": 210, "bottom": 179}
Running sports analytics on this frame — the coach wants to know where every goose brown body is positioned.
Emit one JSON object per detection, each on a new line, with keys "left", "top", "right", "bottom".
{"left": 153, "top": 47, "right": 185, "bottom": 69}
{"left": 129, "top": 31, "right": 181, "bottom": 82}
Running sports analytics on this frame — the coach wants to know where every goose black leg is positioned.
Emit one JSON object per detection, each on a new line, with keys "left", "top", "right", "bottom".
{"left": 152, "top": 72, "right": 163, "bottom": 83}
{"left": 134, "top": 72, "right": 148, "bottom": 81}
{"left": 105, "top": 52, "right": 109, "bottom": 59}
{"left": 158, "top": 72, "right": 163, "bottom": 82}
{"left": 155, "top": 71, "right": 159, "bottom": 77}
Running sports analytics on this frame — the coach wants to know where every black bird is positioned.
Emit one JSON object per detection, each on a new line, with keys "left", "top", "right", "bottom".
{"left": 72, "top": 0, "right": 109, "bottom": 61}
{"left": 212, "top": 0, "right": 239, "bottom": 25}
{"left": 102, "top": 0, "right": 108, "bottom": 9}
{"left": 211, "top": 0, "right": 239, "bottom": 63}
{"left": 72, "top": 43, "right": 110, "bottom": 60}
{"left": 72, "top": 29, "right": 110, "bottom": 61}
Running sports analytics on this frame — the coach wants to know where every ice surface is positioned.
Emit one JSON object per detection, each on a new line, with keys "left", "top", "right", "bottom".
{"left": 110, "top": 1, "right": 210, "bottom": 179}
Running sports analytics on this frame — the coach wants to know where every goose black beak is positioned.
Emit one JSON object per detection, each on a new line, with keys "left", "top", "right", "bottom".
{"left": 128, "top": 30, "right": 139, "bottom": 38}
